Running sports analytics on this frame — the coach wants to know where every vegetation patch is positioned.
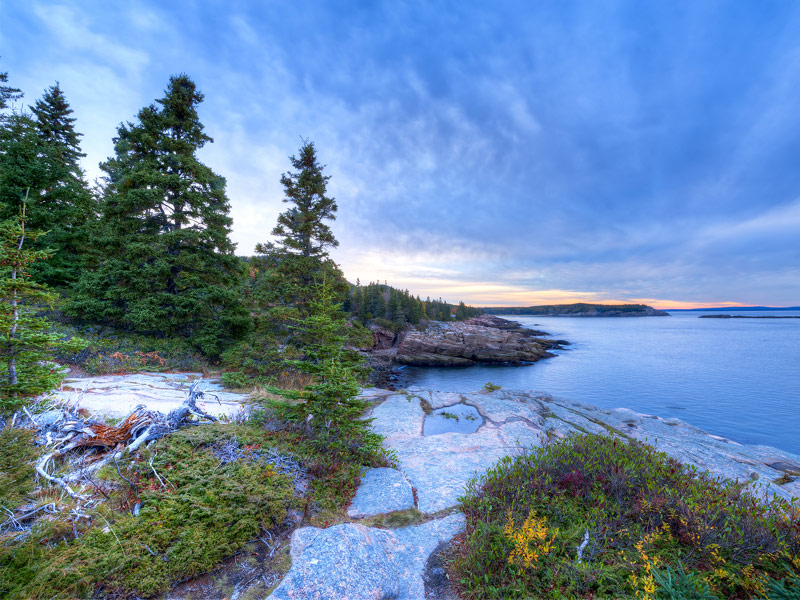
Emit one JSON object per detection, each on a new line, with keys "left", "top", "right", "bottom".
{"left": 0, "top": 422, "right": 309, "bottom": 599}
{"left": 453, "top": 434, "right": 800, "bottom": 599}
{"left": 53, "top": 319, "right": 208, "bottom": 375}
{"left": 0, "top": 427, "right": 40, "bottom": 511}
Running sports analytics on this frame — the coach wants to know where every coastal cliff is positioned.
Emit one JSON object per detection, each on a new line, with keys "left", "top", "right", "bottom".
{"left": 367, "top": 314, "right": 566, "bottom": 368}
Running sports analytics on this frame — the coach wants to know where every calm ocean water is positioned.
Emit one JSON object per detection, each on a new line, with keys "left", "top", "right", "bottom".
{"left": 396, "top": 311, "right": 800, "bottom": 455}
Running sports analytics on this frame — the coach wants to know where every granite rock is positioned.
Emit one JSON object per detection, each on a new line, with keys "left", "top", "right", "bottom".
{"left": 49, "top": 372, "right": 249, "bottom": 419}
{"left": 269, "top": 513, "right": 465, "bottom": 600}
{"left": 396, "top": 320, "right": 557, "bottom": 366}
{"left": 348, "top": 468, "right": 416, "bottom": 518}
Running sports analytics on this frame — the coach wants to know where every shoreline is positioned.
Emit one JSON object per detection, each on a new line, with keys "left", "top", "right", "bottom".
{"left": 362, "top": 385, "right": 800, "bottom": 502}
{"left": 365, "top": 314, "right": 568, "bottom": 387}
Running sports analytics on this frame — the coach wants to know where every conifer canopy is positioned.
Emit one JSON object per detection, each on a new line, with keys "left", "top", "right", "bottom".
{"left": 67, "top": 74, "right": 250, "bottom": 355}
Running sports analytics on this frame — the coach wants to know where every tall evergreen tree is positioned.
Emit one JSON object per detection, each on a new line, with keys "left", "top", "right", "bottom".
{"left": 0, "top": 83, "right": 97, "bottom": 286}
{"left": 31, "top": 84, "right": 84, "bottom": 164}
{"left": 252, "top": 139, "right": 346, "bottom": 313}
{"left": 268, "top": 139, "right": 338, "bottom": 258}
{"left": 67, "top": 74, "right": 250, "bottom": 355}
{"left": 30, "top": 84, "right": 96, "bottom": 286}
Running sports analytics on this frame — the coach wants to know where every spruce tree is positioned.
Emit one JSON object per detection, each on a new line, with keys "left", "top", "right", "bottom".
{"left": 0, "top": 84, "right": 97, "bottom": 287}
{"left": 270, "top": 139, "right": 338, "bottom": 258}
{"left": 283, "top": 278, "right": 378, "bottom": 463}
{"left": 252, "top": 139, "right": 346, "bottom": 313}
{"left": 67, "top": 75, "right": 250, "bottom": 355}
{"left": 29, "top": 84, "right": 97, "bottom": 286}
{"left": 0, "top": 198, "right": 85, "bottom": 411}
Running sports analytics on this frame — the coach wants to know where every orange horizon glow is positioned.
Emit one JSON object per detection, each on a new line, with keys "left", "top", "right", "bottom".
{"left": 338, "top": 255, "right": 788, "bottom": 312}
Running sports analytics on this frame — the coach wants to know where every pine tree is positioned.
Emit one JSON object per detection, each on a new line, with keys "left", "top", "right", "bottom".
{"left": 0, "top": 197, "right": 85, "bottom": 411}
{"left": 67, "top": 75, "right": 250, "bottom": 355}
{"left": 252, "top": 139, "right": 345, "bottom": 307}
{"left": 283, "top": 278, "right": 378, "bottom": 463}
{"left": 29, "top": 84, "right": 97, "bottom": 286}
{"left": 30, "top": 84, "right": 83, "bottom": 164}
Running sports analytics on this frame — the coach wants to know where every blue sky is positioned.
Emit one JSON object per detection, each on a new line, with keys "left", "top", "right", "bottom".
{"left": 3, "top": 1, "right": 799, "bottom": 307}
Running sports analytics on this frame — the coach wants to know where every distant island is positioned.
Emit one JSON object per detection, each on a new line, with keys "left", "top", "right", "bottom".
{"left": 671, "top": 306, "right": 800, "bottom": 311}
{"left": 485, "top": 303, "right": 670, "bottom": 317}
{"left": 699, "top": 314, "right": 800, "bottom": 319}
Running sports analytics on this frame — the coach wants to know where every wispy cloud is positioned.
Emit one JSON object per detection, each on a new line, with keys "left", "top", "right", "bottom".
{"left": 3, "top": 0, "right": 800, "bottom": 306}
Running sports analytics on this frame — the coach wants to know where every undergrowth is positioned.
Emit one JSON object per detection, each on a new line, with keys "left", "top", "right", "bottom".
{"left": 51, "top": 320, "right": 207, "bottom": 375}
{"left": 0, "top": 415, "right": 387, "bottom": 599}
{"left": 0, "top": 427, "right": 40, "bottom": 511}
{"left": 453, "top": 434, "right": 800, "bottom": 599}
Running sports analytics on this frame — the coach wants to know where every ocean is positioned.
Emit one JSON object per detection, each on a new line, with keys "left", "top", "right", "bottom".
{"left": 395, "top": 311, "right": 800, "bottom": 455}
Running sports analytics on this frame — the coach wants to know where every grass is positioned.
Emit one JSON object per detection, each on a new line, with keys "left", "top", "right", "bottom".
{"left": 452, "top": 433, "right": 800, "bottom": 599}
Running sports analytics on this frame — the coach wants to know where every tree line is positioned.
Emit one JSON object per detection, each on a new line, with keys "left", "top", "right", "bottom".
{"left": 344, "top": 282, "right": 482, "bottom": 326}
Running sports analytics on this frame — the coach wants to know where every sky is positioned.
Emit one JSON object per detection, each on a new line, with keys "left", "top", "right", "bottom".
{"left": 2, "top": 0, "right": 799, "bottom": 308}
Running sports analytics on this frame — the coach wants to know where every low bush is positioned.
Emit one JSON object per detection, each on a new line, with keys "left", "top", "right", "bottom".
{"left": 453, "top": 434, "right": 800, "bottom": 599}
{"left": 220, "top": 370, "right": 251, "bottom": 389}
{"left": 52, "top": 322, "right": 206, "bottom": 374}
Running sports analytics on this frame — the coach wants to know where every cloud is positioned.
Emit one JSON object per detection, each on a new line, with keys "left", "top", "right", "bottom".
{"left": 4, "top": 0, "right": 799, "bottom": 307}
{"left": 32, "top": 3, "right": 149, "bottom": 76}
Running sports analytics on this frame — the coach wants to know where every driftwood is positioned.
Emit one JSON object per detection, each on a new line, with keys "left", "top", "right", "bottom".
{"left": 31, "top": 381, "right": 219, "bottom": 499}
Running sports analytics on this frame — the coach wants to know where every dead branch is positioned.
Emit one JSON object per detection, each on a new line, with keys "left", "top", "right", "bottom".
{"left": 30, "top": 380, "right": 219, "bottom": 501}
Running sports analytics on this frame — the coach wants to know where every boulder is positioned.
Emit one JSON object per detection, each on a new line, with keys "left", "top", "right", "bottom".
{"left": 369, "top": 323, "right": 397, "bottom": 350}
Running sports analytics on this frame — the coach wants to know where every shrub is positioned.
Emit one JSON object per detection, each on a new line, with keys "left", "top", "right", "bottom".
{"left": 221, "top": 370, "right": 251, "bottom": 389}
{"left": 454, "top": 434, "right": 800, "bottom": 599}
{"left": 483, "top": 382, "right": 502, "bottom": 392}
{"left": 52, "top": 323, "right": 206, "bottom": 374}
{"left": 0, "top": 427, "right": 39, "bottom": 511}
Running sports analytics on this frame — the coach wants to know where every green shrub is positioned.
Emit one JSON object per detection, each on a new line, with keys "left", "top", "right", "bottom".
{"left": 220, "top": 370, "right": 252, "bottom": 389}
{"left": 0, "top": 427, "right": 39, "bottom": 511}
{"left": 454, "top": 434, "right": 800, "bottom": 599}
{"left": 52, "top": 322, "right": 206, "bottom": 374}
{"left": 483, "top": 382, "right": 502, "bottom": 392}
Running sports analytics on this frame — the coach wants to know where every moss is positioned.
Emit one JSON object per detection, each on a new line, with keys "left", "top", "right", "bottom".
{"left": 0, "top": 427, "right": 40, "bottom": 511}
{"left": 0, "top": 423, "right": 298, "bottom": 599}
{"left": 359, "top": 508, "right": 426, "bottom": 529}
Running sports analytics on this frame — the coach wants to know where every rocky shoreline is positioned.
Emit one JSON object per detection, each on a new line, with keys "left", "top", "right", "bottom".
{"left": 366, "top": 314, "right": 567, "bottom": 385}
{"left": 270, "top": 387, "right": 800, "bottom": 598}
